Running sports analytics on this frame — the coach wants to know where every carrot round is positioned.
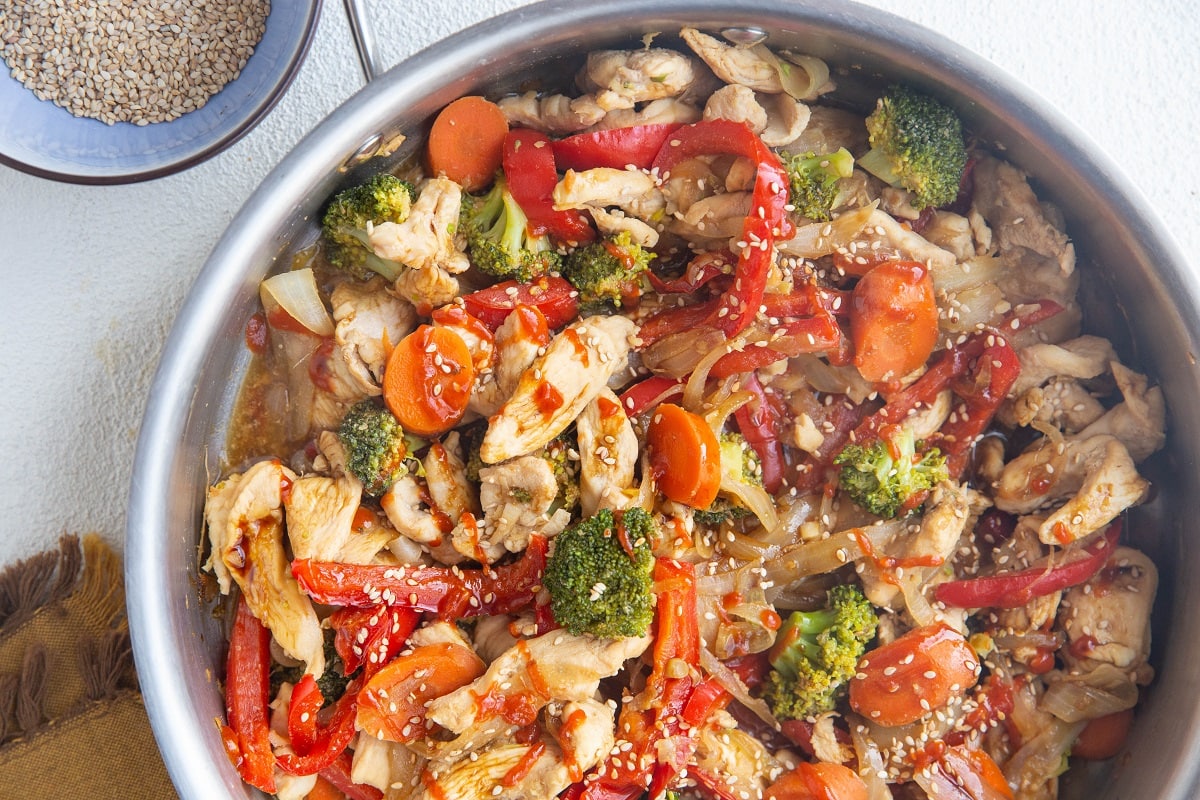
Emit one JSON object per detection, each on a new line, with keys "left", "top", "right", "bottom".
{"left": 849, "top": 259, "right": 938, "bottom": 383}
{"left": 765, "top": 761, "right": 868, "bottom": 800}
{"left": 427, "top": 95, "right": 509, "bottom": 192}
{"left": 646, "top": 403, "right": 721, "bottom": 508}
{"left": 383, "top": 324, "right": 475, "bottom": 437}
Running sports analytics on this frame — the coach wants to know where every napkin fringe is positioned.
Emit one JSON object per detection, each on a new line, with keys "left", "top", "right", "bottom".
{"left": 80, "top": 629, "right": 133, "bottom": 703}
{"left": 0, "top": 535, "right": 81, "bottom": 634}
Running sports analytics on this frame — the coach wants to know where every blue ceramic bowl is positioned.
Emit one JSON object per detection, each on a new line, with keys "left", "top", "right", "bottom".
{"left": 0, "top": 0, "right": 320, "bottom": 184}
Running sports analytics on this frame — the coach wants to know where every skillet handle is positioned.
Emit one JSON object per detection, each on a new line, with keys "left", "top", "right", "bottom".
{"left": 343, "top": 0, "right": 383, "bottom": 82}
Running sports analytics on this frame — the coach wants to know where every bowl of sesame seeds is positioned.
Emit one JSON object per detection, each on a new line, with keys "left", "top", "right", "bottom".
{"left": 0, "top": 0, "right": 319, "bottom": 183}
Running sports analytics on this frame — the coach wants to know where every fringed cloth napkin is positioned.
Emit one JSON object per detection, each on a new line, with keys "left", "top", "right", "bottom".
{"left": 0, "top": 534, "right": 177, "bottom": 798}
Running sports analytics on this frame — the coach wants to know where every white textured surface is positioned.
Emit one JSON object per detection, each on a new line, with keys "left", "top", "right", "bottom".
{"left": 0, "top": 0, "right": 1196, "bottom": 562}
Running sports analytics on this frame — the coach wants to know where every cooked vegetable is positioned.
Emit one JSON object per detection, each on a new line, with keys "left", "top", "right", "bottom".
{"left": 782, "top": 147, "right": 855, "bottom": 222}
{"left": 647, "top": 403, "right": 722, "bottom": 508}
{"left": 382, "top": 324, "right": 474, "bottom": 437}
{"left": 561, "top": 230, "right": 654, "bottom": 311}
{"left": 848, "top": 623, "right": 980, "bottom": 727}
{"left": 849, "top": 259, "right": 938, "bottom": 383}
{"left": 321, "top": 173, "right": 415, "bottom": 281}
{"left": 426, "top": 95, "right": 509, "bottom": 193}
{"left": 834, "top": 426, "right": 948, "bottom": 519}
{"left": 693, "top": 432, "right": 761, "bottom": 526}
{"left": 857, "top": 84, "right": 968, "bottom": 209}
{"left": 462, "top": 174, "right": 562, "bottom": 282}
{"left": 336, "top": 399, "right": 419, "bottom": 497}
{"left": 211, "top": 29, "right": 1166, "bottom": 800}
{"left": 542, "top": 507, "right": 656, "bottom": 638}
{"left": 763, "top": 584, "right": 878, "bottom": 722}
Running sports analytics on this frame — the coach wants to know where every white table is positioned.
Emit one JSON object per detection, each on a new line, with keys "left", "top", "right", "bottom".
{"left": 1, "top": 0, "right": 1196, "bottom": 562}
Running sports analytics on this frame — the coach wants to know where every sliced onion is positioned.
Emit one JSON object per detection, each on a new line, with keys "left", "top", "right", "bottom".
{"left": 260, "top": 268, "right": 334, "bottom": 337}
{"left": 683, "top": 331, "right": 737, "bottom": 412}
{"left": 849, "top": 723, "right": 895, "bottom": 800}
{"left": 720, "top": 471, "right": 779, "bottom": 534}
{"left": 699, "top": 646, "right": 779, "bottom": 731}
{"left": 1040, "top": 664, "right": 1139, "bottom": 723}
{"left": 778, "top": 201, "right": 876, "bottom": 258}
{"left": 756, "top": 46, "right": 830, "bottom": 101}
{"left": 640, "top": 326, "right": 727, "bottom": 380}
{"left": 1003, "top": 718, "right": 1085, "bottom": 791}
{"left": 789, "top": 353, "right": 875, "bottom": 404}
{"left": 763, "top": 521, "right": 903, "bottom": 587}
{"left": 931, "top": 253, "right": 1002, "bottom": 294}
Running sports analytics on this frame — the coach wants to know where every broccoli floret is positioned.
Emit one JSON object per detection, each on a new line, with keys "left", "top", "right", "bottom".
{"left": 540, "top": 433, "right": 581, "bottom": 514}
{"left": 543, "top": 507, "right": 656, "bottom": 638}
{"left": 782, "top": 147, "right": 855, "bottom": 222}
{"left": 694, "top": 433, "right": 761, "bottom": 525}
{"left": 763, "top": 584, "right": 878, "bottom": 722}
{"left": 833, "top": 426, "right": 948, "bottom": 519}
{"left": 857, "top": 85, "right": 968, "bottom": 210}
{"left": 321, "top": 173, "right": 416, "bottom": 281}
{"left": 561, "top": 231, "right": 654, "bottom": 311}
{"left": 337, "top": 399, "right": 422, "bottom": 497}
{"left": 462, "top": 175, "right": 561, "bottom": 282}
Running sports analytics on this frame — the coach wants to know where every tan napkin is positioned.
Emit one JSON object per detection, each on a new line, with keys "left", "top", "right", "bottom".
{"left": 0, "top": 534, "right": 178, "bottom": 799}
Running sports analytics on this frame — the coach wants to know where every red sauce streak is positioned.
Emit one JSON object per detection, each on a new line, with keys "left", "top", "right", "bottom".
{"left": 852, "top": 528, "right": 945, "bottom": 587}
{"left": 1028, "top": 647, "right": 1057, "bottom": 674}
{"left": 1069, "top": 634, "right": 1099, "bottom": 659}
{"left": 563, "top": 327, "right": 590, "bottom": 366}
{"left": 244, "top": 312, "right": 269, "bottom": 354}
{"left": 1051, "top": 521, "right": 1074, "bottom": 545}
{"left": 279, "top": 471, "right": 294, "bottom": 504}
{"left": 307, "top": 339, "right": 336, "bottom": 392}
{"left": 910, "top": 739, "right": 947, "bottom": 774}
{"left": 502, "top": 741, "right": 546, "bottom": 787}
{"left": 266, "top": 305, "right": 315, "bottom": 335}
{"left": 418, "top": 486, "right": 454, "bottom": 534}
{"left": 534, "top": 381, "right": 564, "bottom": 415}
{"left": 352, "top": 506, "right": 379, "bottom": 531}
{"left": 519, "top": 640, "right": 552, "bottom": 698}
{"left": 597, "top": 394, "right": 623, "bottom": 420}
{"left": 514, "top": 724, "right": 541, "bottom": 745}
{"left": 512, "top": 305, "right": 550, "bottom": 346}
{"left": 458, "top": 512, "right": 487, "bottom": 565}
{"left": 558, "top": 708, "right": 589, "bottom": 782}
{"left": 421, "top": 768, "right": 450, "bottom": 800}
{"left": 760, "top": 608, "right": 782, "bottom": 631}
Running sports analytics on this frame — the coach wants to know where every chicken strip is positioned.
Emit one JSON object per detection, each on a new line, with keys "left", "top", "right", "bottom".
{"left": 331, "top": 277, "right": 417, "bottom": 394}
{"left": 1059, "top": 545, "right": 1157, "bottom": 682}
{"left": 681, "top": 27, "right": 782, "bottom": 92}
{"left": 553, "top": 166, "right": 665, "bottom": 223}
{"left": 576, "top": 387, "right": 638, "bottom": 516}
{"left": 204, "top": 459, "right": 325, "bottom": 676}
{"left": 498, "top": 90, "right": 606, "bottom": 135}
{"left": 580, "top": 47, "right": 696, "bottom": 111}
{"left": 480, "top": 315, "right": 637, "bottom": 463}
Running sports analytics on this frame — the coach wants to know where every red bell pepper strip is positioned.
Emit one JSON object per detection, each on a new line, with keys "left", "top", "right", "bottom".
{"left": 935, "top": 521, "right": 1121, "bottom": 609}
{"left": 734, "top": 374, "right": 786, "bottom": 494}
{"left": 316, "top": 751, "right": 384, "bottom": 800}
{"left": 330, "top": 603, "right": 420, "bottom": 678}
{"left": 573, "top": 559, "right": 704, "bottom": 800}
{"left": 852, "top": 327, "right": 1022, "bottom": 479}
{"left": 708, "top": 314, "right": 842, "bottom": 379}
{"left": 651, "top": 120, "right": 792, "bottom": 339}
{"left": 460, "top": 275, "right": 580, "bottom": 331}
{"left": 617, "top": 375, "right": 684, "bottom": 417}
{"left": 292, "top": 534, "right": 547, "bottom": 620}
{"left": 552, "top": 123, "right": 683, "bottom": 171}
{"left": 636, "top": 295, "right": 725, "bottom": 347}
{"left": 647, "top": 251, "right": 733, "bottom": 295}
{"left": 219, "top": 596, "right": 277, "bottom": 793}
{"left": 503, "top": 128, "right": 595, "bottom": 245}
{"left": 278, "top": 674, "right": 360, "bottom": 775}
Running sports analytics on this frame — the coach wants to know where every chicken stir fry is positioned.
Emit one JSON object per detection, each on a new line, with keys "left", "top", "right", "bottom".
{"left": 208, "top": 27, "right": 1165, "bottom": 800}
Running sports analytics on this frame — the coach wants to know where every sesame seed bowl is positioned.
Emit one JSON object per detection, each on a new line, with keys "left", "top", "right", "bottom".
{"left": 0, "top": 0, "right": 319, "bottom": 184}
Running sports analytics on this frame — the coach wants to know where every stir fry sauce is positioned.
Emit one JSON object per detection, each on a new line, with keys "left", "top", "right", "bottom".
{"left": 207, "top": 27, "right": 1165, "bottom": 800}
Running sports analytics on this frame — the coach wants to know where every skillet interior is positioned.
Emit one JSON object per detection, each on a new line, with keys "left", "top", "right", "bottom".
{"left": 125, "top": 2, "right": 1200, "bottom": 797}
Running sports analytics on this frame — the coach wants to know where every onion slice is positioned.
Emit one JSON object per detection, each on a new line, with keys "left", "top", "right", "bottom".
{"left": 260, "top": 268, "right": 335, "bottom": 337}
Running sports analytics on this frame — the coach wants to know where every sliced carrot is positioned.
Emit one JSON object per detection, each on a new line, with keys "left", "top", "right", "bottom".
{"left": 849, "top": 259, "right": 938, "bottom": 383}
{"left": 356, "top": 642, "right": 485, "bottom": 743}
{"left": 849, "top": 623, "right": 980, "bottom": 727}
{"left": 646, "top": 403, "right": 721, "bottom": 508}
{"left": 427, "top": 95, "right": 509, "bottom": 192}
{"left": 1072, "top": 708, "right": 1134, "bottom": 760}
{"left": 383, "top": 324, "right": 475, "bottom": 437}
{"left": 765, "top": 761, "right": 868, "bottom": 800}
